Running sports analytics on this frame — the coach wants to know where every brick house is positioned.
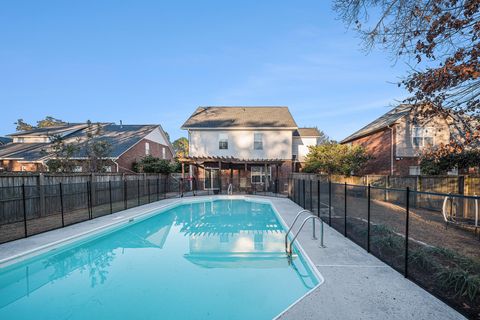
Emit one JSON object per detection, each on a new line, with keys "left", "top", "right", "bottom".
{"left": 0, "top": 123, "right": 174, "bottom": 172}
{"left": 340, "top": 105, "right": 469, "bottom": 176}
{"left": 180, "top": 106, "right": 322, "bottom": 192}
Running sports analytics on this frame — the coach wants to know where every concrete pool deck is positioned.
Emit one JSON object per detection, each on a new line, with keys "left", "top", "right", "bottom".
{"left": 0, "top": 195, "right": 465, "bottom": 319}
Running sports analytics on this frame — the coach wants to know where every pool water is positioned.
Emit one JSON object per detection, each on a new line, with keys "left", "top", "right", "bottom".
{"left": 0, "top": 199, "right": 319, "bottom": 320}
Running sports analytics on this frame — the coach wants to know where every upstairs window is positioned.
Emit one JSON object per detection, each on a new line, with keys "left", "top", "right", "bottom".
{"left": 412, "top": 127, "right": 434, "bottom": 148}
{"left": 162, "top": 147, "right": 166, "bottom": 159}
{"left": 219, "top": 133, "right": 228, "bottom": 150}
{"left": 254, "top": 132, "right": 263, "bottom": 150}
{"left": 145, "top": 142, "right": 150, "bottom": 155}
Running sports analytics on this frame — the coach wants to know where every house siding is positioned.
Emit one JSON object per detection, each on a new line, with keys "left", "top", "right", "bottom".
{"left": 116, "top": 138, "right": 173, "bottom": 173}
{"left": 189, "top": 129, "right": 293, "bottom": 160}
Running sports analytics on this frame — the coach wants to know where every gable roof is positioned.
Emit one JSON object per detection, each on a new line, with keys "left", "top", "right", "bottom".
{"left": 0, "top": 124, "right": 173, "bottom": 161}
{"left": 294, "top": 127, "right": 321, "bottom": 137}
{"left": 67, "top": 124, "right": 160, "bottom": 158}
{"left": 181, "top": 106, "right": 298, "bottom": 129}
{"left": 341, "top": 105, "right": 413, "bottom": 143}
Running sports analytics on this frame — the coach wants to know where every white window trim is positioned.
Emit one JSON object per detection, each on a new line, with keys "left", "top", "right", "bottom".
{"left": 162, "top": 147, "right": 166, "bottom": 159}
{"left": 412, "top": 126, "right": 435, "bottom": 148}
{"left": 145, "top": 142, "right": 150, "bottom": 155}
{"left": 218, "top": 133, "right": 228, "bottom": 150}
{"left": 251, "top": 166, "right": 271, "bottom": 184}
{"left": 254, "top": 132, "right": 263, "bottom": 150}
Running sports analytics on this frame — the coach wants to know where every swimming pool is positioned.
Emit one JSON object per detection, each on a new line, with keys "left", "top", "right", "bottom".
{"left": 0, "top": 198, "right": 320, "bottom": 320}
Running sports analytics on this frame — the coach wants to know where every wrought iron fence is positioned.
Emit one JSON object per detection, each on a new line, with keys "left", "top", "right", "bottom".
{"left": 290, "top": 178, "right": 480, "bottom": 319}
{"left": 0, "top": 176, "right": 289, "bottom": 245}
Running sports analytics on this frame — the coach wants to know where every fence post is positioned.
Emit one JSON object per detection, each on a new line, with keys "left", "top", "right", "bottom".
{"left": 109, "top": 180, "right": 113, "bottom": 214}
{"left": 328, "top": 180, "right": 332, "bottom": 226}
{"left": 59, "top": 183, "right": 65, "bottom": 227}
{"left": 22, "top": 184, "right": 27, "bottom": 238}
{"left": 148, "top": 179, "right": 151, "bottom": 203}
{"left": 87, "top": 181, "right": 92, "bottom": 219}
{"left": 275, "top": 179, "right": 278, "bottom": 196}
{"left": 344, "top": 182, "right": 347, "bottom": 237}
{"left": 164, "top": 176, "right": 168, "bottom": 199}
{"left": 367, "top": 184, "right": 371, "bottom": 253}
{"left": 405, "top": 187, "right": 410, "bottom": 278}
{"left": 124, "top": 179, "right": 128, "bottom": 210}
{"left": 310, "top": 179, "right": 313, "bottom": 211}
{"left": 157, "top": 178, "right": 160, "bottom": 201}
{"left": 303, "top": 179, "right": 306, "bottom": 208}
{"left": 137, "top": 179, "right": 140, "bottom": 206}
{"left": 317, "top": 180, "right": 320, "bottom": 218}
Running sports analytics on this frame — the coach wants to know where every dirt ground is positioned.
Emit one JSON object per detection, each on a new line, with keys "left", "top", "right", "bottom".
{"left": 323, "top": 193, "right": 480, "bottom": 260}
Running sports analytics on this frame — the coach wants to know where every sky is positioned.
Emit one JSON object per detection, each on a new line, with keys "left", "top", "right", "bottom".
{"left": 0, "top": 0, "right": 410, "bottom": 142}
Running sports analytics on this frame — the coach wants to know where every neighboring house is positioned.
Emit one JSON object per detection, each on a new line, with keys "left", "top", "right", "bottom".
{"left": 180, "top": 106, "right": 321, "bottom": 191}
{"left": 292, "top": 127, "right": 322, "bottom": 171}
{"left": 0, "top": 123, "right": 174, "bottom": 172}
{"left": 0, "top": 137, "right": 12, "bottom": 146}
{"left": 340, "top": 104, "right": 469, "bottom": 176}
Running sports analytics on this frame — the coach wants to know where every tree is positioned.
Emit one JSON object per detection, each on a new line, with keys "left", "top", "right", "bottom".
{"left": 14, "top": 116, "right": 66, "bottom": 131}
{"left": 83, "top": 121, "right": 112, "bottom": 172}
{"left": 303, "top": 142, "right": 371, "bottom": 176}
{"left": 317, "top": 128, "right": 330, "bottom": 145}
{"left": 172, "top": 137, "right": 189, "bottom": 158}
{"left": 420, "top": 149, "right": 480, "bottom": 174}
{"left": 43, "top": 134, "right": 78, "bottom": 172}
{"left": 334, "top": 0, "right": 480, "bottom": 143}
{"left": 133, "top": 155, "right": 173, "bottom": 174}
{"left": 14, "top": 119, "right": 34, "bottom": 131}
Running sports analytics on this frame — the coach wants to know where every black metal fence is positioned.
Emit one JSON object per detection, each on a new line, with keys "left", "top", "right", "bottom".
{"left": 0, "top": 176, "right": 289, "bottom": 245}
{"left": 289, "top": 177, "right": 480, "bottom": 319}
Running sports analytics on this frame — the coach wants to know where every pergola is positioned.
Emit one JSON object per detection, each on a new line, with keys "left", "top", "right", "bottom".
{"left": 177, "top": 155, "right": 286, "bottom": 182}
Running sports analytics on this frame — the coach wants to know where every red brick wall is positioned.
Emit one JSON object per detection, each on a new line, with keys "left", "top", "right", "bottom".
{"left": 349, "top": 129, "right": 393, "bottom": 175}
{"left": 347, "top": 127, "right": 420, "bottom": 176}
{"left": 116, "top": 138, "right": 173, "bottom": 173}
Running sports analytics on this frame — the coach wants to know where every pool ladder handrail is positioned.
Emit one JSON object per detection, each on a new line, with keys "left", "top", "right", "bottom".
{"left": 286, "top": 216, "right": 324, "bottom": 257}
{"left": 227, "top": 183, "right": 233, "bottom": 195}
{"left": 284, "top": 210, "right": 311, "bottom": 248}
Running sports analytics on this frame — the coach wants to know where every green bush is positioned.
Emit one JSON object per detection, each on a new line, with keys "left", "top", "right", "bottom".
{"left": 133, "top": 156, "right": 173, "bottom": 174}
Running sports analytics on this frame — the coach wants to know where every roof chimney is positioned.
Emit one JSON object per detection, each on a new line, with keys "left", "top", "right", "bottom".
{"left": 120, "top": 120, "right": 123, "bottom": 128}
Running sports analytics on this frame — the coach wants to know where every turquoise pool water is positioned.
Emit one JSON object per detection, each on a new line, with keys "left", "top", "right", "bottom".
{"left": 0, "top": 199, "right": 319, "bottom": 320}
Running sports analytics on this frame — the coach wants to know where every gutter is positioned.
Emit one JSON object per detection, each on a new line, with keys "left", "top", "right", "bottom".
{"left": 387, "top": 125, "right": 394, "bottom": 175}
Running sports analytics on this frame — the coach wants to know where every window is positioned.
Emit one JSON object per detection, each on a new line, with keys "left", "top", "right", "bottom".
{"left": 251, "top": 166, "right": 271, "bottom": 184}
{"left": 254, "top": 132, "right": 263, "bottom": 150}
{"left": 17, "top": 137, "right": 25, "bottom": 143}
{"left": 162, "top": 147, "right": 166, "bottom": 159}
{"left": 409, "top": 166, "right": 421, "bottom": 176}
{"left": 412, "top": 127, "right": 434, "bottom": 148}
{"left": 73, "top": 166, "right": 82, "bottom": 173}
{"left": 21, "top": 165, "right": 26, "bottom": 172}
{"left": 103, "top": 166, "right": 112, "bottom": 173}
{"left": 219, "top": 133, "right": 228, "bottom": 150}
{"left": 145, "top": 142, "right": 150, "bottom": 155}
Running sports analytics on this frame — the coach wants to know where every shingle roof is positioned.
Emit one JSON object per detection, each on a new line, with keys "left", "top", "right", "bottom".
{"left": 294, "top": 127, "right": 321, "bottom": 137}
{"left": 181, "top": 106, "right": 298, "bottom": 129}
{"left": 341, "top": 105, "right": 413, "bottom": 143}
{"left": 67, "top": 124, "right": 159, "bottom": 158}
{"left": 8, "top": 124, "right": 88, "bottom": 137}
{"left": 0, "top": 124, "right": 168, "bottom": 161}
{"left": 0, "top": 137, "right": 12, "bottom": 145}
{"left": 0, "top": 143, "right": 48, "bottom": 161}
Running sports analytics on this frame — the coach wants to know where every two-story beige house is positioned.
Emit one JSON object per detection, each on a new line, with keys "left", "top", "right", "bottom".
{"left": 180, "top": 106, "right": 321, "bottom": 192}
{"left": 341, "top": 104, "right": 470, "bottom": 175}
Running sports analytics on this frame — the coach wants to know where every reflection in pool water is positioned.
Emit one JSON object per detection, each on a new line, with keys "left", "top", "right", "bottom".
{"left": 0, "top": 199, "right": 318, "bottom": 320}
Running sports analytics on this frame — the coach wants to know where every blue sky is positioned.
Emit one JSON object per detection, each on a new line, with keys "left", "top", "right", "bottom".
{"left": 0, "top": 0, "right": 409, "bottom": 141}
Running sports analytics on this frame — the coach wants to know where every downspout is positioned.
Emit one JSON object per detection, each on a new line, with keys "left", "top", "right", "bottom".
{"left": 112, "top": 159, "right": 119, "bottom": 173}
{"left": 387, "top": 125, "right": 394, "bottom": 175}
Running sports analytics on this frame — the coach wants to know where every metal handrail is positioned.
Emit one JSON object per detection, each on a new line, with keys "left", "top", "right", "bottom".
{"left": 284, "top": 210, "right": 312, "bottom": 250}
{"left": 227, "top": 183, "right": 233, "bottom": 195}
{"left": 287, "top": 216, "right": 324, "bottom": 256}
